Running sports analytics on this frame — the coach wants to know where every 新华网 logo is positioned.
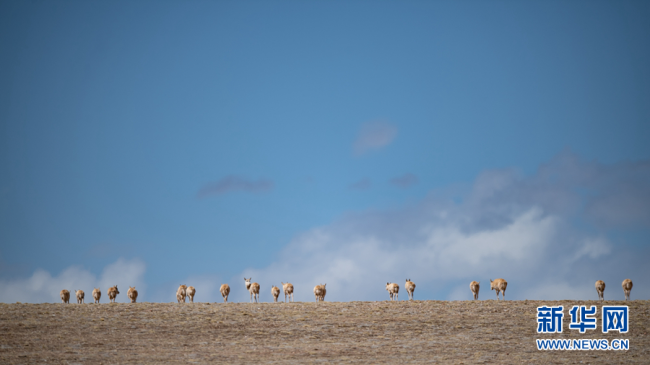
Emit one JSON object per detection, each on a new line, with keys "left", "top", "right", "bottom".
{"left": 569, "top": 305, "right": 597, "bottom": 333}
{"left": 602, "top": 306, "right": 628, "bottom": 333}
{"left": 537, "top": 306, "right": 564, "bottom": 333}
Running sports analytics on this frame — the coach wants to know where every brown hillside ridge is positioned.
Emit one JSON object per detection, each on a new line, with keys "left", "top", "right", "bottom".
{"left": 0, "top": 300, "right": 647, "bottom": 363}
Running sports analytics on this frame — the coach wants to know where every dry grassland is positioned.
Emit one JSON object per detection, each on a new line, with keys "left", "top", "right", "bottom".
{"left": 0, "top": 300, "right": 648, "bottom": 364}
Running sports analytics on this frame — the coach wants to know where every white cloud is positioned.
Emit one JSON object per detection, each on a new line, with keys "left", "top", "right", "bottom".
{"left": 0, "top": 258, "right": 146, "bottom": 303}
{"left": 197, "top": 176, "right": 274, "bottom": 198}
{"left": 353, "top": 121, "right": 397, "bottom": 156}
{"left": 147, "top": 274, "right": 227, "bottom": 303}
{"left": 571, "top": 237, "right": 612, "bottom": 262}
{"left": 237, "top": 152, "right": 650, "bottom": 302}
{"left": 236, "top": 208, "right": 562, "bottom": 302}
{"left": 519, "top": 283, "right": 596, "bottom": 301}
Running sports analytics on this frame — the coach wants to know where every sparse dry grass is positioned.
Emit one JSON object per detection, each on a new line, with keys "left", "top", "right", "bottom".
{"left": 0, "top": 300, "right": 648, "bottom": 364}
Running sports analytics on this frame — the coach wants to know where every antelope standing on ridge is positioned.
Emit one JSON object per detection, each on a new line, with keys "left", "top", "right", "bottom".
{"left": 92, "top": 288, "right": 101, "bottom": 304}
{"left": 176, "top": 285, "right": 187, "bottom": 303}
{"left": 60, "top": 290, "right": 70, "bottom": 304}
{"left": 244, "top": 278, "right": 260, "bottom": 303}
{"left": 622, "top": 279, "right": 633, "bottom": 301}
{"left": 127, "top": 286, "right": 138, "bottom": 303}
{"left": 490, "top": 279, "right": 507, "bottom": 300}
{"left": 281, "top": 282, "right": 294, "bottom": 302}
{"left": 470, "top": 281, "right": 480, "bottom": 300}
{"left": 107, "top": 285, "right": 120, "bottom": 303}
{"left": 272, "top": 285, "right": 280, "bottom": 302}
{"left": 75, "top": 290, "right": 85, "bottom": 304}
{"left": 386, "top": 283, "right": 399, "bottom": 301}
{"left": 220, "top": 284, "right": 230, "bottom": 303}
{"left": 186, "top": 286, "right": 196, "bottom": 303}
{"left": 313, "top": 284, "right": 326, "bottom": 302}
{"left": 405, "top": 279, "right": 416, "bottom": 300}
{"left": 595, "top": 280, "right": 606, "bottom": 301}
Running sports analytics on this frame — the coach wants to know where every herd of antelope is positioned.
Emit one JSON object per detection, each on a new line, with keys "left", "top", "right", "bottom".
{"left": 58, "top": 278, "right": 635, "bottom": 304}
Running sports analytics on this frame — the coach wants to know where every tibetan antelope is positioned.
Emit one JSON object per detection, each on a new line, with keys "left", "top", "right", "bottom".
{"left": 127, "top": 286, "right": 138, "bottom": 303}
{"left": 386, "top": 283, "right": 399, "bottom": 301}
{"left": 490, "top": 279, "right": 507, "bottom": 300}
{"left": 405, "top": 279, "right": 416, "bottom": 300}
{"left": 470, "top": 281, "right": 480, "bottom": 300}
{"left": 60, "top": 289, "right": 70, "bottom": 304}
{"left": 186, "top": 286, "right": 196, "bottom": 303}
{"left": 595, "top": 280, "right": 606, "bottom": 301}
{"left": 92, "top": 288, "right": 101, "bottom": 304}
{"left": 75, "top": 289, "right": 84, "bottom": 304}
{"left": 107, "top": 285, "right": 120, "bottom": 303}
{"left": 176, "top": 285, "right": 187, "bottom": 303}
{"left": 281, "top": 282, "right": 294, "bottom": 302}
{"left": 244, "top": 278, "right": 260, "bottom": 303}
{"left": 313, "top": 284, "right": 326, "bottom": 302}
{"left": 622, "top": 279, "right": 633, "bottom": 301}
{"left": 272, "top": 285, "right": 280, "bottom": 302}
{"left": 220, "top": 284, "right": 230, "bottom": 303}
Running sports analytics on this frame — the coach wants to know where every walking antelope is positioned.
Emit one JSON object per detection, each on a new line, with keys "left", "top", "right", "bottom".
{"left": 107, "top": 285, "right": 120, "bottom": 303}
{"left": 60, "top": 290, "right": 70, "bottom": 304}
{"left": 186, "top": 286, "right": 196, "bottom": 303}
{"left": 281, "top": 282, "right": 294, "bottom": 302}
{"left": 92, "top": 288, "right": 101, "bottom": 304}
{"left": 220, "top": 284, "right": 230, "bottom": 303}
{"left": 386, "top": 283, "right": 399, "bottom": 301}
{"left": 75, "top": 290, "right": 85, "bottom": 304}
{"left": 313, "top": 284, "right": 326, "bottom": 302}
{"left": 272, "top": 285, "right": 280, "bottom": 302}
{"left": 622, "top": 279, "right": 633, "bottom": 301}
{"left": 176, "top": 285, "right": 187, "bottom": 303}
{"left": 244, "top": 278, "right": 260, "bottom": 303}
{"left": 490, "top": 279, "right": 507, "bottom": 300}
{"left": 405, "top": 279, "right": 416, "bottom": 300}
{"left": 470, "top": 281, "right": 480, "bottom": 300}
{"left": 595, "top": 280, "right": 606, "bottom": 301}
{"left": 127, "top": 286, "right": 138, "bottom": 303}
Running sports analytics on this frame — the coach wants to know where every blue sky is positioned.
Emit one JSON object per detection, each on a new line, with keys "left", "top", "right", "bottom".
{"left": 1, "top": 1, "right": 649, "bottom": 303}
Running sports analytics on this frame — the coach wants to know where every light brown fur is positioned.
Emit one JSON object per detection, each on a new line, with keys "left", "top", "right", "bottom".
{"left": 281, "top": 282, "right": 294, "bottom": 302}
{"left": 107, "top": 285, "right": 120, "bottom": 303}
{"left": 75, "top": 289, "right": 84, "bottom": 304}
{"left": 622, "top": 279, "right": 633, "bottom": 301}
{"left": 244, "top": 278, "right": 260, "bottom": 303}
{"left": 186, "top": 286, "right": 196, "bottom": 303}
{"left": 386, "top": 283, "right": 399, "bottom": 301}
{"left": 405, "top": 279, "right": 416, "bottom": 300}
{"left": 595, "top": 280, "right": 606, "bottom": 301}
{"left": 177, "top": 285, "right": 187, "bottom": 303}
{"left": 313, "top": 284, "right": 326, "bottom": 302}
{"left": 92, "top": 288, "right": 101, "bottom": 304}
{"left": 272, "top": 285, "right": 280, "bottom": 302}
{"left": 470, "top": 281, "right": 480, "bottom": 300}
{"left": 490, "top": 278, "right": 507, "bottom": 300}
{"left": 220, "top": 284, "right": 230, "bottom": 302}
{"left": 127, "top": 286, "right": 138, "bottom": 303}
{"left": 60, "top": 289, "right": 70, "bottom": 304}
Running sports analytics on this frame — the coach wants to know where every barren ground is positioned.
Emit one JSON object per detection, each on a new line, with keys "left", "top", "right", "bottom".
{"left": 0, "top": 300, "right": 648, "bottom": 364}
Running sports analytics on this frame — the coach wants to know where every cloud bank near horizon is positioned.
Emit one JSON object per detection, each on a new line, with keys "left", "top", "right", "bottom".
{"left": 0, "top": 258, "right": 146, "bottom": 303}
{"left": 3, "top": 153, "right": 648, "bottom": 304}
{"left": 237, "top": 152, "right": 650, "bottom": 302}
